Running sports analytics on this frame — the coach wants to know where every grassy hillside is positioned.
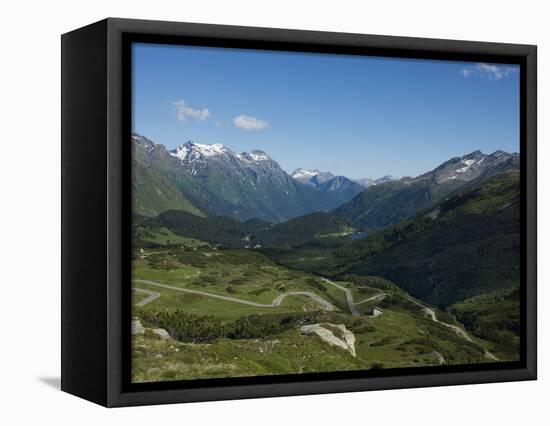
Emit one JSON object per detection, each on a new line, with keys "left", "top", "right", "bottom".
{"left": 133, "top": 148, "right": 203, "bottom": 218}
{"left": 449, "top": 285, "right": 520, "bottom": 360}
{"left": 260, "top": 171, "right": 521, "bottom": 358}
{"left": 132, "top": 244, "right": 498, "bottom": 382}
{"left": 334, "top": 178, "right": 463, "bottom": 230}
{"left": 342, "top": 171, "right": 520, "bottom": 308}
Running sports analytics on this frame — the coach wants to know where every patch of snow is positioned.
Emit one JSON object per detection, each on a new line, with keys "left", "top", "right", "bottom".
{"left": 454, "top": 158, "right": 477, "bottom": 174}
{"left": 238, "top": 150, "right": 271, "bottom": 162}
{"left": 249, "top": 151, "right": 270, "bottom": 161}
{"left": 170, "top": 145, "right": 191, "bottom": 160}
{"left": 194, "top": 142, "right": 229, "bottom": 157}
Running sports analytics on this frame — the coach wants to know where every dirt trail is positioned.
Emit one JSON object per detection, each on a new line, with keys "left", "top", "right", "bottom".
{"left": 406, "top": 297, "right": 499, "bottom": 361}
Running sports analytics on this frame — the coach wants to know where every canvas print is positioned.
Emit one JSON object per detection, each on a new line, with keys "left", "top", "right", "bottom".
{"left": 131, "top": 43, "right": 520, "bottom": 383}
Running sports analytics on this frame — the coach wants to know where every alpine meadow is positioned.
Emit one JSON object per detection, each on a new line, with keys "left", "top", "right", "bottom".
{"left": 130, "top": 44, "right": 521, "bottom": 383}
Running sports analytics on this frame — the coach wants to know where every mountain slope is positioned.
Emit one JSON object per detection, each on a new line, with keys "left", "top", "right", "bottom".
{"left": 132, "top": 135, "right": 203, "bottom": 217}
{"left": 449, "top": 285, "right": 519, "bottom": 359}
{"left": 334, "top": 150, "right": 518, "bottom": 230}
{"left": 132, "top": 134, "right": 357, "bottom": 222}
{"left": 317, "top": 176, "right": 365, "bottom": 205}
{"left": 340, "top": 170, "right": 520, "bottom": 308}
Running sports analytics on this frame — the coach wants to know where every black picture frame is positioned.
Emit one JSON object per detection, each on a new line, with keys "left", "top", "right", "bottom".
{"left": 61, "top": 17, "right": 537, "bottom": 407}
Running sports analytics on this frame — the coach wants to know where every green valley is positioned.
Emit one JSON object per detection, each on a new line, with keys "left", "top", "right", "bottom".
{"left": 131, "top": 138, "right": 522, "bottom": 383}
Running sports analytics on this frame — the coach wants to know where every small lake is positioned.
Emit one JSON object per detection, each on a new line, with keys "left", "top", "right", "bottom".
{"left": 350, "top": 232, "right": 368, "bottom": 241}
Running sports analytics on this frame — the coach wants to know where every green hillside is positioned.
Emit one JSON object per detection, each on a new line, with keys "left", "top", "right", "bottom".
{"left": 342, "top": 171, "right": 520, "bottom": 308}
{"left": 334, "top": 150, "right": 518, "bottom": 230}
{"left": 334, "top": 178, "right": 464, "bottom": 230}
{"left": 132, "top": 140, "right": 203, "bottom": 217}
{"left": 449, "top": 285, "right": 520, "bottom": 359}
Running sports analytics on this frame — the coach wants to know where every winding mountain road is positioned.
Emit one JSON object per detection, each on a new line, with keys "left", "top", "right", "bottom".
{"left": 134, "top": 288, "right": 161, "bottom": 307}
{"left": 317, "top": 279, "right": 499, "bottom": 362}
{"left": 320, "top": 278, "right": 360, "bottom": 315}
{"left": 355, "top": 293, "right": 388, "bottom": 305}
{"left": 133, "top": 279, "right": 336, "bottom": 311}
{"left": 134, "top": 277, "right": 498, "bottom": 361}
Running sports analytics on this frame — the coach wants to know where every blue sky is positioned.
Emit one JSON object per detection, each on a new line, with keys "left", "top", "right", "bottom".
{"left": 133, "top": 43, "right": 520, "bottom": 179}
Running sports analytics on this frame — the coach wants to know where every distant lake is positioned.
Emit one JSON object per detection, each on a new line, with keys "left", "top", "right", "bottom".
{"left": 350, "top": 232, "right": 368, "bottom": 241}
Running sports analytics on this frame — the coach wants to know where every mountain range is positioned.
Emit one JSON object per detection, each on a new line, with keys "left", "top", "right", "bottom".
{"left": 291, "top": 168, "right": 394, "bottom": 189}
{"left": 133, "top": 134, "right": 366, "bottom": 222}
{"left": 133, "top": 133, "right": 518, "bottom": 231}
{"left": 333, "top": 150, "right": 519, "bottom": 230}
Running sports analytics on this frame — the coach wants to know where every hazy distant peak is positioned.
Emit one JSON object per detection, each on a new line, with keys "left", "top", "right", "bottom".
{"left": 374, "top": 175, "right": 395, "bottom": 185}
{"left": 291, "top": 168, "right": 335, "bottom": 186}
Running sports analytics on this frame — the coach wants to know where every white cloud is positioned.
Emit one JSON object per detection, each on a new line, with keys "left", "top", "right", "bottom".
{"left": 476, "top": 63, "right": 504, "bottom": 80}
{"left": 460, "top": 63, "right": 518, "bottom": 80}
{"left": 173, "top": 99, "right": 210, "bottom": 123}
{"left": 234, "top": 114, "right": 269, "bottom": 131}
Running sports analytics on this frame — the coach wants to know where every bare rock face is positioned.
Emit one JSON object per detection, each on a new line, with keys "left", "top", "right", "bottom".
{"left": 132, "top": 318, "right": 145, "bottom": 335}
{"left": 301, "top": 323, "right": 356, "bottom": 357}
{"left": 152, "top": 328, "right": 170, "bottom": 340}
{"left": 371, "top": 307, "right": 384, "bottom": 318}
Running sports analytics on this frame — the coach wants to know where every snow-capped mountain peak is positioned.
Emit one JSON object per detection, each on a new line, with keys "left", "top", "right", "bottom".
{"left": 291, "top": 168, "right": 321, "bottom": 179}
{"left": 170, "top": 141, "right": 231, "bottom": 162}
{"left": 291, "top": 168, "right": 336, "bottom": 187}
{"left": 195, "top": 142, "right": 228, "bottom": 157}
{"left": 237, "top": 150, "right": 271, "bottom": 162}
{"left": 432, "top": 150, "right": 515, "bottom": 183}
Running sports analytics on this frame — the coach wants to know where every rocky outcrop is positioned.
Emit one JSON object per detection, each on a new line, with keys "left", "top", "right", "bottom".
{"left": 152, "top": 328, "right": 170, "bottom": 340}
{"left": 301, "top": 323, "right": 356, "bottom": 357}
{"left": 428, "top": 351, "right": 446, "bottom": 365}
{"left": 132, "top": 318, "right": 145, "bottom": 335}
{"left": 132, "top": 317, "right": 170, "bottom": 341}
